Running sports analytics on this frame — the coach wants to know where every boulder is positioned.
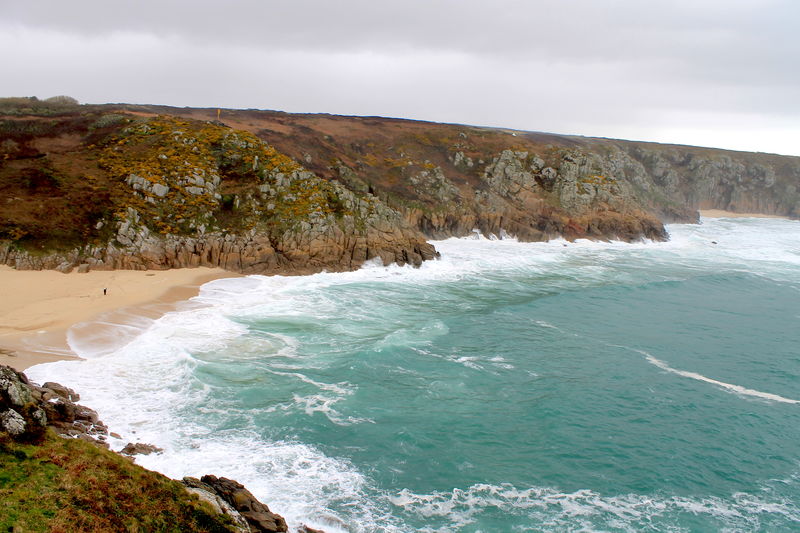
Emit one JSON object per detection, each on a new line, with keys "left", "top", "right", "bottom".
{"left": 151, "top": 183, "right": 170, "bottom": 197}
{"left": 120, "top": 442, "right": 163, "bottom": 456}
{"left": 55, "top": 261, "right": 74, "bottom": 273}
{"left": 0, "top": 365, "right": 33, "bottom": 407}
{"left": 182, "top": 477, "right": 250, "bottom": 532}
{"left": 0, "top": 366, "right": 49, "bottom": 441}
{"left": 0, "top": 408, "right": 26, "bottom": 436}
{"left": 200, "top": 475, "right": 288, "bottom": 532}
{"left": 0, "top": 365, "right": 108, "bottom": 444}
{"left": 41, "top": 381, "right": 80, "bottom": 402}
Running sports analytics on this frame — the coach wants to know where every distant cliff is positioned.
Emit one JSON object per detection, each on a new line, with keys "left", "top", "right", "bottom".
{"left": 1, "top": 98, "right": 798, "bottom": 273}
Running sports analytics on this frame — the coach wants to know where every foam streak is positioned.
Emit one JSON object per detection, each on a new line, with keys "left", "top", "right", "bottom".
{"left": 644, "top": 353, "right": 800, "bottom": 404}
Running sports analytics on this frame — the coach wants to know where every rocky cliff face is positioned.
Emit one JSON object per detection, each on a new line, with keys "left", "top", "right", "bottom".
{"left": 1, "top": 101, "right": 798, "bottom": 273}
{"left": 242, "top": 109, "right": 798, "bottom": 241}
{"left": 0, "top": 112, "right": 436, "bottom": 273}
{"left": 396, "top": 148, "right": 667, "bottom": 242}
{"left": 604, "top": 142, "right": 800, "bottom": 219}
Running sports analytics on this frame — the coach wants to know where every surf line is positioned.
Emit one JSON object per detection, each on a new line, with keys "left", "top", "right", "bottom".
{"left": 613, "top": 345, "right": 800, "bottom": 404}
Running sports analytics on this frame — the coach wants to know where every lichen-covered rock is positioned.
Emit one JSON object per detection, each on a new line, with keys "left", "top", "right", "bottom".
{"left": 1, "top": 408, "right": 26, "bottom": 435}
{"left": 451, "top": 150, "right": 474, "bottom": 169}
{"left": 121, "top": 442, "right": 163, "bottom": 456}
{"left": 200, "top": 475, "right": 288, "bottom": 533}
{"left": 182, "top": 477, "right": 252, "bottom": 533}
{"left": 0, "top": 365, "right": 109, "bottom": 445}
{"left": 0, "top": 367, "right": 48, "bottom": 441}
{"left": 0, "top": 365, "right": 33, "bottom": 407}
{"left": 409, "top": 166, "right": 461, "bottom": 203}
{"left": 483, "top": 149, "right": 540, "bottom": 198}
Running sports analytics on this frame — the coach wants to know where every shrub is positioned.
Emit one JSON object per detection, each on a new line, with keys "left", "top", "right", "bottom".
{"left": 90, "top": 114, "right": 127, "bottom": 130}
{"left": 44, "top": 95, "right": 79, "bottom": 106}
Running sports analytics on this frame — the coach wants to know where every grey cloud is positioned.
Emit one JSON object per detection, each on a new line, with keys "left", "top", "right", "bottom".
{"left": 8, "top": 0, "right": 799, "bottom": 96}
{"left": 2, "top": 0, "right": 799, "bottom": 155}
{"left": 6, "top": 1, "right": 796, "bottom": 55}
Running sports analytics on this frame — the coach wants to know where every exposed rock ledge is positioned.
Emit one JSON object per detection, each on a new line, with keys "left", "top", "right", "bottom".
{"left": 0, "top": 225, "right": 438, "bottom": 275}
{"left": 183, "top": 475, "right": 288, "bottom": 533}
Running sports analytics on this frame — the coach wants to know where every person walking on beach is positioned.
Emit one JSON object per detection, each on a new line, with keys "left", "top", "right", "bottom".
{"left": 103, "top": 288, "right": 107, "bottom": 296}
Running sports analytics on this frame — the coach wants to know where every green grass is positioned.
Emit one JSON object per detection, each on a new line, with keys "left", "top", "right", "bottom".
{"left": 0, "top": 432, "right": 236, "bottom": 532}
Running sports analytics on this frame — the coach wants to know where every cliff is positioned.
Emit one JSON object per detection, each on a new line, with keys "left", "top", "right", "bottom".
{"left": 2, "top": 98, "right": 798, "bottom": 273}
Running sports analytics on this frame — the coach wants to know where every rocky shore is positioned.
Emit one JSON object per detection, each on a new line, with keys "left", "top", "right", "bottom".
{"left": 0, "top": 364, "right": 308, "bottom": 532}
{"left": 3, "top": 102, "right": 797, "bottom": 276}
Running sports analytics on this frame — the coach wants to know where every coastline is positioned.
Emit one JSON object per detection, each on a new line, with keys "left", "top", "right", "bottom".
{"left": 0, "top": 266, "right": 240, "bottom": 371}
{"left": 699, "top": 209, "right": 790, "bottom": 219}
{"left": 0, "top": 210, "right": 784, "bottom": 368}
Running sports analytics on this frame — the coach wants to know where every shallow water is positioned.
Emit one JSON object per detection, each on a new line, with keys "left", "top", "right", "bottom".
{"left": 29, "top": 217, "right": 800, "bottom": 532}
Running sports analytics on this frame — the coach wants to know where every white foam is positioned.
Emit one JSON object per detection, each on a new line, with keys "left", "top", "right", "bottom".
{"left": 156, "top": 218, "right": 797, "bottom": 323}
{"left": 26, "top": 336, "right": 387, "bottom": 530}
{"left": 255, "top": 369, "right": 373, "bottom": 425}
{"left": 133, "top": 432, "right": 392, "bottom": 533}
{"left": 183, "top": 218, "right": 800, "bottom": 316}
{"left": 375, "top": 321, "right": 450, "bottom": 351}
{"left": 24, "top": 217, "right": 800, "bottom": 530}
{"left": 390, "top": 482, "right": 800, "bottom": 532}
{"left": 266, "top": 369, "right": 352, "bottom": 395}
{"left": 288, "top": 393, "right": 375, "bottom": 426}
{"left": 642, "top": 352, "right": 800, "bottom": 404}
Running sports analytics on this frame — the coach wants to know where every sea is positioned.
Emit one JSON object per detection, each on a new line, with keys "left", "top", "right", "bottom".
{"left": 27, "top": 216, "right": 800, "bottom": 532}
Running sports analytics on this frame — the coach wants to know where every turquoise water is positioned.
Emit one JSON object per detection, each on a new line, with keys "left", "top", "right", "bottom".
{"left": 29, "top": 218, "right": 800, "bottom": 532}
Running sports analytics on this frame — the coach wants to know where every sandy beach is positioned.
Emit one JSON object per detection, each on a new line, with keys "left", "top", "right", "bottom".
{"left": 0, "top": 266, "right": 239, "bottom": 371}
{"left": 699, "top": 209, "right": 790, "bottom": 219}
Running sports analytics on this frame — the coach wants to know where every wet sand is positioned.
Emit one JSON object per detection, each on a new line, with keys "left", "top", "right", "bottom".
{"left": 699, "top": 209, "right": 790, "bottom": 219}
{"left": 0, "top": 266, "right": 240, "bottom": 371}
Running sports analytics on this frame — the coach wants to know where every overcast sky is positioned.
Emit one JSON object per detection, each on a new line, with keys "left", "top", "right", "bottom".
{"left": 3, "top": 0, "right": 799, "bottom": 156}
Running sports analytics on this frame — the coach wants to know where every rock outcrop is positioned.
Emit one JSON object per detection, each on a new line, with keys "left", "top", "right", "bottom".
{"left": 121, "top": 441, "right": 164, "bottom": 456}
{"left": 254, "top": 111, "right": 799, "bottom": 232}
{"left": 0, "top": 114, "right": 437, "bottom": 274}
{"left": 182, "top": 475, "right": 289, "bottom": 533}
{"left": 0, "top": 365, "right": 292, "bottom": 532}
{"left": 0, "top": 221, "right": 437, "bottom": 274}
{"left": 0, "top": 365, "right": 108, "bottom": 445}
{"left": 610, "top": 143, "right": 800, "bottom": 219}
{"left": 401, "top": 149, "right": 668, "bottom": 242}
{"left": 2, "top": 103, "right": 798, "bottom": 275}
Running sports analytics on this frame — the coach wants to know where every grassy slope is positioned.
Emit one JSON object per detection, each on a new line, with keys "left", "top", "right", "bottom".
{"left": 0, "top": 431, "right": 236, "bottom": 533}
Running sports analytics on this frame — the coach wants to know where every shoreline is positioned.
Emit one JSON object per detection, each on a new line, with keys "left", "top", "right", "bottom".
{"left": 0, "top": 266, "right": 240, "bottom": 371}
{"left": 699, "top": 209, "right": 791, "bottom": 219}
{"left": 0, "top": 209, "right": 787, "bottom": 369}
